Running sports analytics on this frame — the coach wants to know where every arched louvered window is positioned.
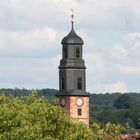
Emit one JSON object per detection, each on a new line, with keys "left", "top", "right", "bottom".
{"left": 76, "top": 48, "right": 80, "bottom": 58}
{"left": 77, "top": 77, "right": 82, "bottom": 90}
{"left": 61, "top": 77, "right": 65, "bottom": 90}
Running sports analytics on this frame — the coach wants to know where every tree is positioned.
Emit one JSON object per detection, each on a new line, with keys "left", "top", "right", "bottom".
{"left": 0, "top": 93, "right": 94, "bottom": 140}
{"left": 113, "top": 94, "right": 132, "bottom": 109}
{"left": 90, "top": 122, "right": 125, "bottom": 140}
{"left": 104, "top": 122, "right": 125, "bottom": 140}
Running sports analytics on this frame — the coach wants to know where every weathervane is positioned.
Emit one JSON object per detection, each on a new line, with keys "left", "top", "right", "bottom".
{"left": 70, "top": 9, "right": 74, "bottom": 25}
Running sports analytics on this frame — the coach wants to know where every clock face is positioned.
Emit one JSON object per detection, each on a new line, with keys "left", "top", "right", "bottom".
{"left": 60, "top": 98, "right": 66, "bottom": 106}
{"left": 76, "top": 97, "right": 83, "bottom": 106}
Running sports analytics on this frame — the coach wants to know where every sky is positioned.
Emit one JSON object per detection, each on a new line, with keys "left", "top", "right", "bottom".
{"left": 0, "top": 0, "right": 140, "bottom": 93}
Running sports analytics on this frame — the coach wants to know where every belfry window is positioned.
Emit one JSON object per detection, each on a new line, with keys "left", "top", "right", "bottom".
{"left": 61, "top": 77, "right": 65, "bottom": 90}
{"left": 77, "top": 109, "right": 82, "bottom": 116}
{"left": 76, "top": 48, "right": 80, "bottom": 58}
{"left": 77, "top": 77, "right": 82, "bottom": 90}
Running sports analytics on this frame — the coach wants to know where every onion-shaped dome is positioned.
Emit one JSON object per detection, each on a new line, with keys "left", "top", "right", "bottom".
{"left": 61, "top": 24, "right": 84, "bottom": 45}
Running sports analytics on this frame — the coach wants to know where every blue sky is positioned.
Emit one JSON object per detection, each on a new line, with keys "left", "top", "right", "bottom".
{"left": 0, "top": 0, "right": 140, "bottom": 93}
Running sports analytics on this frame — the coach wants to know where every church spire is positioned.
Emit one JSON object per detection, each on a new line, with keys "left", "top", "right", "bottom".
{"left": 61, "top": 9, "right": 84, "bottom": 45}
{"left": 56, "top": 13, "right": 90, "bottom": 127}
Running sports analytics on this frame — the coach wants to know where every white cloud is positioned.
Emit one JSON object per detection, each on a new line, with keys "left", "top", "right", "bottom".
{"left": 85, "top": 31, "right": 140, "bottom": 92}
{"left": 102, "top": 81, "right": 128, "bottom": 93}
{"left": 0, "top": 56, "right": 59, "bottom": 89}
{"left": 85, "top": 52, "right": 105, "bottom": 74}
{"left": 123, "top": 32, "right": 140, "bottom": 54}
{"left": 116, "top": 64, "right": 140, "bottom": 75}
{"left": 0, "top": 27, "right": 61, "bottom": 58}
{"left": 0, "top": 0, "right": 80, "bottom": 31}
{"left": 0, "top": 26, "right": 61, "bottom": 89}
{"left": 0, "top": 0, "right": 140, "bottom": 93}
{"left": 0, "top": 0, "right": 140, "bottom": 31}
{"left": 111, "top": 32, "right": 140, "bottom": 75}
{"left": 112, "top": 44, "right": 128, "bottom": 57}
{"left": 86, "top": 81, "right": 128, "bottom": 93}
{"left": 78, "top": 0, "right": 140, "bottom": 30}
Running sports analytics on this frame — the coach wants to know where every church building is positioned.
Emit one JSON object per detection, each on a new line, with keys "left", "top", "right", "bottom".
{"left": 55, "top": 12, "right": 90, "bottom": 126}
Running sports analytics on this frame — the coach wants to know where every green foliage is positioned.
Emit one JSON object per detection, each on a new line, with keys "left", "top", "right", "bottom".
{"left": 113, "top": 94, "right": 132, "bottom": 109}
{"left": 0, "top": 93, "right": 126, "bottom": 140}
{"left": 0, "top": 88, "right": 57, "bottom": 100}
{"left": 0, "top": 93, "right": 94, "bottom": 140}
{"left": 90, "top": 122, "right": 125, "bottom": 140}
{"left": 90, "top": 123, "right": 104, "bottom": 140}
{"left": 104, "top": 122, "right": 125, "bottom": 139}
{"left": 90, "top": 93, "right": 140, "bottom": 129}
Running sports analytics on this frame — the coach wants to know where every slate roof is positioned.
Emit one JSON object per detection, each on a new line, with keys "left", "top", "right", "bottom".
{"left": 61, "top": 24, "right": 84, "bottom": 45}
{"left": 56, "top": 90, "right": 90, "bottom": 97}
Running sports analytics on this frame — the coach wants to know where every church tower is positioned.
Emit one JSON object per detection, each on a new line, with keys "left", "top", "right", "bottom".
{"left": 56, "top": 11, "right": 90, "bottom": 126}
